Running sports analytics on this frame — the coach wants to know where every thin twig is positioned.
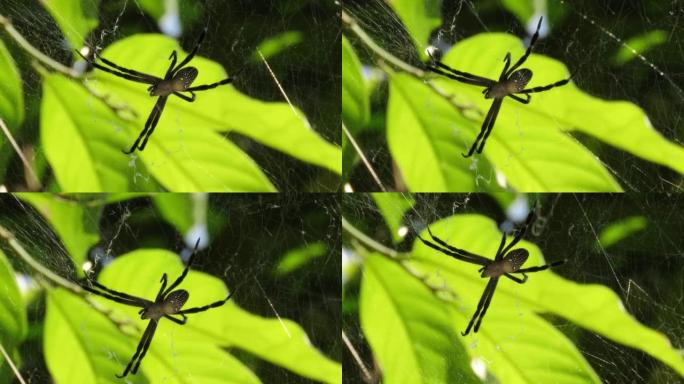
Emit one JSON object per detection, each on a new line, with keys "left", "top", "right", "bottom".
{"left": 0, "top": 341, "right": 26, "bottom": 384}
{"left": 342, "top": 9, "right": 480, "bottom": 116}
{"left": 342, "top": 330, "right": 373, "bottom": 383}
{"left": 0, "top": 118, "right": 41, "bottom": 190}
{"left": 342, "top": 217, "right": 456, "bottom": 299}
{"left": 342, "top": 122, "right": 387, "bottom": 192}
{"left": 0, "top": 225, "right": 140, "bottom": 333}
{"left": 256, "top": 48, "right": 304, "bottom": 121}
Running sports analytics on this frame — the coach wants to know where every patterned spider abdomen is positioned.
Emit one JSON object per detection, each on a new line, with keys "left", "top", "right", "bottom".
{"left": 173, "top": 67, "right": 199, "bottom": 91}
{"left": 141, "top": 290, "right": 189, "bottom": 319}
{"left": 481, "top": 248, "right": 529, "bottom": 277}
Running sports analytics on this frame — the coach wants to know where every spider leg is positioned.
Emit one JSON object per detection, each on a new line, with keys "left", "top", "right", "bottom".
{"left": 116, "top": 319, "right": 158, "bottom": 378}
{"left": 173, "top": 91, "right": 196, "bottom": 102}
{"left": 462, "top": 277, "right": 498, "bottom": 335}
{"left": 80, "top": 282, "right": 150, "bottom": 307}
{"left": 83, "top": 279, "right": 151, "bottom": 304}
{"left": 475, "top": 98, "right": 504, "bottom": 154}
{"left": 185, "top": 78, "right": 233, "bottom": 92}
{"left": 462, "top": 97, "right": 502, "bottom": 157}
{"left": 177, "top": 290, "right": 236, "bottom": 315}
{"left": 504, "top": 273, "right": 527, "bottom": 284}
{"left": 130, "top": 320, "right": 159, "bottom": 375}
{"left": 473, "top": 278, "right": 499, "bottom": 333}
{"left": 519, "top": 77, "right": 571, "bottom": 94}
{"left": 155, "top": 273, "right": 168, "bottom": 302}
{"left": 426, "top": 65, "right": 494, "bottom": 87}
{"left": 505, "top": 16, "right": 543, "bottom": 77}
{"left": 415, "top": 229, "right": 490, "bottom": 265}
{"left": 171, "top": 28, "right": 207, "bottom": 76}
{"left": 508, "top": 93, "right": 531, "bottom": 104}
{"left": 123, "top": 95, "right": 168, "bottom": 154}
{"left": 500, "top": 52, "right": 512, "bottom": 81}
{"left": 164, "top": 314, "right": 187, "bottom": 325}
{"left": 162, "top": 238, "right": 201, "bottom": 297}
{"left": 95, "top": 54, "right": 162, "bottom": 83}
{"left": 514, "top": 259, "right": 566, "bottom": 273}
{"left": 427, "top": 60, "right": 496, "bottom": 84}
{"left": 493, "top": 229, "right": 508, "bottom": 261}
{"left": 165, "top": 50, "right": 178, "bottom": 79}
{"left": 499, "top": 210, "right": 535, "bottom": 256}
{"left": 77, "top": 51, "right": 158, "bottom": 84}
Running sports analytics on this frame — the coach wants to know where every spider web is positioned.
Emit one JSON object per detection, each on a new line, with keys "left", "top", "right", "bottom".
{"left": 342, "top": 193, "right": 684, "bottom": 383}
{"left": 0, "top": 193, "right": 341, "bottom": 383}
{"left": 343, "top": 0, "right": 684, "bottom": 192}
{"left": 0, "top": 0, "right": 340, "bottom": 192}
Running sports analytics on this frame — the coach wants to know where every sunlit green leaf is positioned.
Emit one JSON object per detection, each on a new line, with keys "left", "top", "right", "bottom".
{"left": 371, "top": 193, "right": 414, "bottom": 243}
{"left": 275, "top": 241, "right": 327, "bottom": 275}
{"left": 90, "top": 34, "right": 340, "bottom": 175}
{"left": 41, "top": 72, "right": 275, "bottom": 192}
{"left": 0, "top": 38, "right": 23, "bottom": 130}
{"left": 16, "top": 193, "right": 100, "bottom": 267}
{"left": 0, "top": 249, "right": 26, "bottom": 348}
{"left": 598, "top": 215, "right": 647, "bottom": 248}
{"left": 41, "top": 0, "right": 98, "bottom": 51}
{"left": 360, "top": 253, "right": 480, "bottom": 384}
{"left": 54, "top": 249, "right": 340, "bottom": 383}
{"left": 613, "top": 30, "right": 667, "bottom": 65}
{"left": 411, "top": 214, "right": 684, "bottom": 380}
{"left": 387, "top": 0, "right": 441, "bottom": 51}
{"left": 342, "top": 36, "right": 369, "bottom": 133}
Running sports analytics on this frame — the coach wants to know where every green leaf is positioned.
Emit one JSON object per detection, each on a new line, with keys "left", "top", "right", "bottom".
{"left": 371, "top": 193, "right": 414, "bottom": 243}
{"left": 0, "top": 38, "right": 24, "bottom": 130}
{"left": 598, "top": 216, "right": 647, "bottom": 248}
{"left": 412, "top": 214, "right": 684, "bottom": 380}
{"left": 41, "top": 72, "right": 276, "bottom": 192}
{"left": 613, "top": 30, "right": 667, "bottom": 65}
{"left": 360, "top": 253, "right": 480, "bottom": 384}
{"left": 16, "top": 193, "right": 100, "bottom": 267}
{"left": 388, "top": 32, "right": 626, "bottom": 191}
{"left": 275, "top": 241, "right": 327, "bottom": 275}
{"left": 342, "top": 36, "right": 369, "bottom": 133}
{"left": 387, "top": 0, "right": 441, "bottom": 51}
{"left": 251, "top": 31, "right": 304, "bottom": 61}
{"left": 0, "top": 249, "right": 27, "bottom": 348}
{"left": 92, "top": 34, "right": 340, "bottom": 175}
{"left": 54, "top": 249, "right": 340, "bottom": 383}
{"left": 151, "top": 194, "right": 193, "bottom": 234}
{"left": 41, "top": 0, "right": 98, "bottom": 51}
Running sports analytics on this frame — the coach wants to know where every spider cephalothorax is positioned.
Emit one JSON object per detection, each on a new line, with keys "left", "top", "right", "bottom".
{"left": 80, "top": 239, "right": 238, "bottom": 378}
{"left": 426, "top": 17, "right": 571, "bottom": 157}
{"left": 78, "top": 28, "right": 234, "bottom": 153}
{"left": 416, "top": 208, "right": 565, "bottom": 335}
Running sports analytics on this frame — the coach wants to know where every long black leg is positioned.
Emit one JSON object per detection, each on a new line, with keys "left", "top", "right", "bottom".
{"left": 499, "top": 210, "right": 535, "bottom": 256}
{"left": 505, "top": 17, "right": 543, "bottom": 77}
{"left": 519, "top": 77, "right": 571, "bottom": 94}
{"left": 508, "top": 93, "right": 530, "bottom": 104}
{"left": 476, "top": 98, "right": 504, "bottom": 154}
{"left": 164, "top": 314, "right": 187, "bottom": 325}
{"left": 116, "top": 320, "right": 157, "bottom": 378}
{"left": 177, "top": 290, "right": 235, "bottom": 315}
{"left": 173, "top": 91, "right": 195, "bottom": 102}
{"left": 162, "top": 238, "right": 201, "bottom": 297}
{"left": 493, "top": 230, "right": 508, "bottom": 261}
{"left": 171, "top": 28, "right": 207, "bottom": 76}
{"left": 426, "top": 66, "right": 494, "bottom": 87}
{"left": 415, "top": 233, "right": 489, "bottom": 266}
{"left": 504, "top": 273, "right": 527, "bottom": 283}
{"left": 165, "top": 50, "right": 178, "bottom": 79}
{"left": 76, "top": 51, "right": 157, "bottom": 84}
{"left": 155, "top": 274, "right": 168, "bottom": 302}
{"left": 473, "top": 278, "right": 499, "bottom": 333}
{"left": 515, "top": 259, "right": 566, "bottom": 273}
{"left": 80, "top": 284, "right": 147, "bottom": 307}
{"left": 123, "top": 95, "right": 168, "bottom": 153}
{"left": 95, "top": 55, "right": 162, "bottom": 83}
{"left": 83, "top": 279, "right": 151, "bottom": 305}
{"left": 422, "top": 227, "right": 491, "bottom": 264}
{"left": 130, "top": 320, "right": 159, "bottom": 375}
{"left": 427, "top": 61, "right": 496, "bottom": 84}
{"left": 500, "top": 53, "right": 512, "bottom": 81}
{"left": 462, "top": 277, "right": 498, "bottom": 335}
{"left": 463, "top": 97, "right": 501, "bottom": 157}
{"left": 185, "top": 78, "right": 233, "bottom": 92}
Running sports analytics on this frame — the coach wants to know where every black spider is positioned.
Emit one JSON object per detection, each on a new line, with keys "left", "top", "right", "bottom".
{"left": 426, "top": 17, "right": 572, "bottom": 157}
{"left": 79, "top": 239, "right": 237, "bottom": 378}
{"left": 77, "top": 28, "right": 234, "bottom": 154}
{"left": 415, "top": 209, "right": 566, "bottom": 335}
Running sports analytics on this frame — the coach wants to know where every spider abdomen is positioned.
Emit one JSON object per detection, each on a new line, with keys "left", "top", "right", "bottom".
{"left": 141, "top": 289, "right": 189, "bottom": 319}
{"left": 481, "top": 248, "right": 529, "bottom": 277}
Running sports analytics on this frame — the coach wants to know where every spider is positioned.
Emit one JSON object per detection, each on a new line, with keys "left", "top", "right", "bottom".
{"left": 79, "top": 239, "right": 237, "bottom": 378}
{"left": 425, "top": 17, "right": 572, "bottom": 157}
{"left": 77, "top": 28, "right": 234, "bottom": 154}
{"left": 415, "top": 209, "right": 566, "bottom": 335}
